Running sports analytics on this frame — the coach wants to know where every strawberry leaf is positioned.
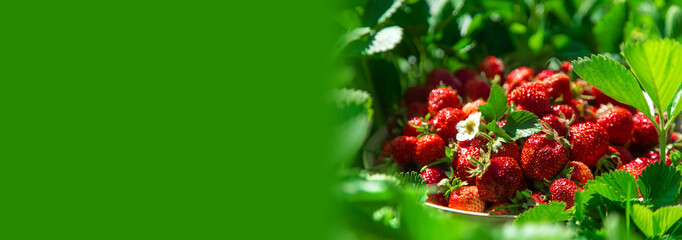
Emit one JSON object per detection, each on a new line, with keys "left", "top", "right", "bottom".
{"left": 481, "top": 121, "right": 513, "bottom": 142}
{"left": 502, "top": 110, "right": 540, "bottom": 140}
{"left": 478, "top": 84, "right": 508, "bottom": 122}
{"left": 632, "top": 204, "right": 682, "bottom": 238}
{"left": 364, "top": 26, "right": 404, "bottom": 55}
{"left": 622, "top": 39, "right": 682, "bottom": 115}
{"left": 514, "top": 201, "right": 571, "bottom": 225}
{"left": 637, "top": 160, "right": 682, "bottom": 209}
{"left": 571, "top": 55, "right": 653, "bottom": 120}
{"left": 584, "top": 170, "right": 638, "bottom": 204}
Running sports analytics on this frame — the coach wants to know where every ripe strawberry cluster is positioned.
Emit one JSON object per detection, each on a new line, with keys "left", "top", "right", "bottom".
{"left": 379, "top": 56, "right": 678, "bottom": 215}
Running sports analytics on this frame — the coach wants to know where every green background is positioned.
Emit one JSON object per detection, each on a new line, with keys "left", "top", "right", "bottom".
{"left": 2, "top": 1, "right": 334, "bottom": 239}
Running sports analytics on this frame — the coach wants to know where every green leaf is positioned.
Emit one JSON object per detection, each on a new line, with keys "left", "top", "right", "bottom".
{"left": 514, "top": 201, "right": 571, "bottom": 225}
{"left": 330, "top": 88, "right": 374, "bottom": 166}
{"left": 638, "top": 160, "right": 682, "bottom": 209}
{"left": 481, "top": 122, "right": 512, "bottom": 142}
{"left": 592, "top": 2, "right": 626, "bottom": 53}
{"left": 632, "top": 204, "right": 654, "bottom": 238}
{"left": 336, "top": 27, "right": 372, "bottom": 53}
{"left": 571, "top": 55, "right": 652, "bottom": 119}
{"left": 632, "top": 204, "right": 682, "bottom": 237}
{"left": 528, "top": 25, "right": 544, "bottom": 53}
{"left": 478, "top": 84, "right": 508, "bottom": 122}
{"left": 585, "top": 170, "right": 638, "bottom": 203}
{"left": 502, "top": 110, "right": 541, "bottom": 140}
{"left": 363, "top": 0, "right": 405, "bottom": 26}
{"left": 653, "top": 206, "right": 682, "bottom": 236}
{"left": 364, "top": 26, "right": 404, "bottom": 55}
{"left": 621, "top": 39, "right": 682, "bottom": 113}
{"left": 665, "top": 5, "right": 682, "bottom": 39}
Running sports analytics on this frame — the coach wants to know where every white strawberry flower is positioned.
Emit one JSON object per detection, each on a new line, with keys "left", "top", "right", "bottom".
{"left": 456, "top": 112, "right": 481, "bottom": 141}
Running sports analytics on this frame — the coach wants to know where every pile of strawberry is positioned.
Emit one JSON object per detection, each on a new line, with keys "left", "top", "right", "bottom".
{"left": 379, "top": 56, "right": 680, "bottom": 215}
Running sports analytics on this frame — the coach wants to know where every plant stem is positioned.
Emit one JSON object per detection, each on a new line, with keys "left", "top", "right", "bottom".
{"left": 659, "top": 109, "right": 668, "bottom": 163}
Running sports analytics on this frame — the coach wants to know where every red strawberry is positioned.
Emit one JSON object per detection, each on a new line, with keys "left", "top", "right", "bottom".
{"left": 520, "top": 134, "right": 569, "bottom": 180}
{"left": 536, "top": 70, "right": 557, "bottom": 81}
{"left": 422, "top": 167, "right": 448, "bottom": 206}
{"left": 448, "top": 186, "right": 485, "bottom": 212}
{"left": 428, "top": 88, "right": 463, "bottom": 116}
{"left": 430, "top": 107, "right": 467, "bottom": 141}
{"left": 455, "top": 146, "right": 482, "bottom": 184}
{"left": 464, "top": 80, "right": 491, "bottom": 101}
{"left": 487, "top": 202, "right": 513, "bottom": 215}
{"left": 632, "top": 112, "right": 659, "bottom": 147}
{"left": 551, "top": 104, "right": 576, "bottom": 121}
{"left": 506, "top": 67, "right": 534, "bottom": 84}
{"left": 405, "top": 102, "right": 428, "bottom": 119}
{"left": 592, "top": 86, "right": 630, "bottom": 109}
{"left": 550, "top": 178, "right": 580, "bottom": 210}
{"left": 462, "top": 99, "right": 486, "bottom": 117}
{"left": 672, "top": 132, "right": 682, "bottom": 142}
{"left": 506, "top": 79, "right": 528, "bottom": 95}
{"left": 532, "top": 192, "right": 549, "bottom": 205}
{"left": 426, "top": 68, "right": 463, "bottom": 92}
{"left": 404, "top": 117, "right": 424, "bottom": 137}
{"left": 415, "top": 134, "right": 446, "bottom": 166}
{"left": 479, "top": 56, "right": 505, "bottom": 79}
{"left": 538, "top": 73, "right": 572, "bottom": 103}
{"left": 611, "top": 146, "right": 633, "bottom": 165}
{"left": 596, "top": 107, "right": 633, "bottom": 146}
{"left": 403, "top": 84, "right": 428, "bottom": 104}
{"left": 491, "top": 141, "right": 520, "bottom": 161}
{"left": 388, "top": 136, "right": 418, "bottom": 165}
{"left": 567, "top": 161, "right": 593, "bottom": 186}
{"left": 507, "top": 82, "right": 551, "bottom": 116}
{"left": 457, "top": 136, "right": 488, "bottom": 149}
{"left": 560, "top": 61, "right": 572, "bottom": 73}
{"left": 542, "top": 114, "right": 567, "bottom": 136}
{"left": 644, "top": 151, "right": 672, "bottom": 166}
{"left": 569, "top": 122, "right": 609, "bottom": 167}
{"left": 476, "top": 157, "right": 528, "bottom": 202}
{"left": 619, "top": 157, "right": 655, "bottom": 179}
{"left": 454, "top": 68, "right": 479, "bottom": 86}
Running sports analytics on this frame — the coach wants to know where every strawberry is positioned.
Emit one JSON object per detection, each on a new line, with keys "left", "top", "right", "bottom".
{"left": 491, "top": 141, "right": 520, "bottom": 161}
{"left": 388, "top": 136, "right": 418, "bottom": 165}
{"left": 487, "top": 202, "right": 513, "bottom": 215}
{"left": 619, "top": 157, "right": 655, "bottom": 179}
{"left": 403, "top": 84, "right": 428, "bottom": 104}
{"left": 560, "top": 61, "right": 572, "bottom": 73}
{"left": 505, "top": 79, "right": 528, "bottom": 95}
{"left": 455, "top": 146, "right": 482, "bottom": 184}
{"left": 551, "top": 104, "right": 576, "bottom": 121}
{"left": 404, "top": 117, "right": 425, "bottom": 137}
{"left": 632, "top": 112, "right": 659, "bottom": 147}
{"left": 672, "top": 132, "right": 682, "bottom": 142}
{"left": 595, "top": 146, "right": 627, "bottom": 175}
{"left": 507, "top": 82, "right": 551, "bottom": 116}
{"left": 464, "top": 80, "right": 491, "bottom": 101}
{"left": 569, "top": 122, "right": 609, "bottom": 167}
{"left": 476, "top": 157, "right": 528, "bottom": 202}
{"left": 536, "top": 70, "right": 557, "bottom": 81}
{"left": 542, "top": 114, "right": 567, "bottom": 136}
{"left": 457, "top": 136, "right": 489, "bottom": 149}
{"left": 644, "top": 151, "right": 672, "bottom": 166}
{"left": 537, "top": 73, "right": 572, "bottom": 103}
{"left": 447, "top": 186, "right": 485, "bottom": 212}
{"left": 596, "top": 107, "right": 633, "bottom": 146}
{"left": 454, "top": 68, "right": 479, "bottom": 86}
{"left": 462, "top": 99, "right": 486, "bottom": 117}
{"left": 611, "top": 146, "right": 633, "bottom": 165}
{"left": 550, "top": 178, "right": 580, "bottom": 210}
{"left": 422, "top": 167, "right": 448, "bottom": 206}
{"left": 430, "top": 107, "right": 467, "bottom": 141}
{"left": 428, "top": 87, "right": 463, "bottom": 116}
{"left": 592, "top": 86, "right": 630, "bottom": 109}
{"left": 405, "top": 102, "right": 428, "bottom": 119}
{"left": 479, "top": 56, "right": 505, "bottom": 79}
{"left": 520, "top": 134, "right": 569, "bottom": 180}
{"left": 506, "top": 67, "right": 534, "bottom": 84}
{"left": 426, "top": 68, "right": 463, "bottom": 92}
{"left": 567, "top": 161, "right": 593, "bottom": 187}
{"left": 415, "top": 134, "right": 446, "bottom": 166}
{"left": 532, "top": 192, "right": 549, "bottom": 205}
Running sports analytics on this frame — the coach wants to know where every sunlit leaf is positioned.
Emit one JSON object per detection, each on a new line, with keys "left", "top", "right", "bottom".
{"left": 514, "top": 202, "right": 571, "bottom": 225}
{"left": 364, "top": 26, "right": 404, "bottom": 55}
{"left": 632, "top": 204, "right": 654, "bottom": 237}
{"left": 502, "top": 110, "right": 541, "bottom": 140}
{"left": 622, "top": 39, "right": 682, "bottom": 113}
{"left": 478, "top": 84, "right": 507, "bottom": 122}
{"left": 571, "top": 55, "right": 652, "bottom": 119}
{"left": 637, "top": 160, "right": 682, "bottom": 209}
{"left": 584, "top": 170, "right": 638, "bottom": 203}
